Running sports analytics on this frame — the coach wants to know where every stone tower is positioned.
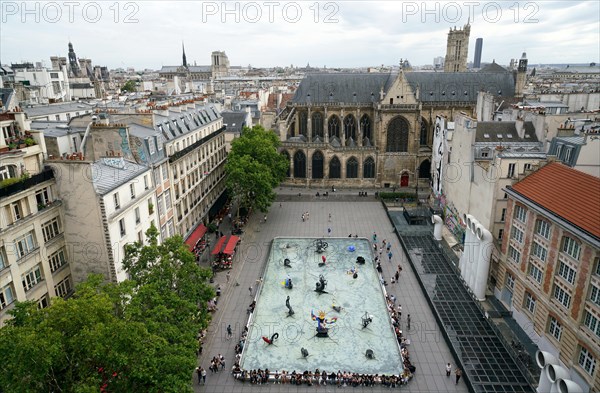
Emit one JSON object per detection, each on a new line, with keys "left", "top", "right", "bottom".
{"left": 182, "top": 42, "right": 188, "bottom": 68}
{"left": 515, "top": 52, "right": 528, "bottom": 97}
{"left": 68, "top": 42, "right": 81, "bottom": 77}
{"left": 444, "top": 23, "right": 470, "bottom": 72}
{"left": 211, "top": 51, "right": 230, "bottom": 78}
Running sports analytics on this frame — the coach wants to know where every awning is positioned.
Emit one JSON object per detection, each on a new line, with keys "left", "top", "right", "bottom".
{"left": 185, "top": 224, "right": 208, "bottom": 249}
{"left": 222, "top": 235, "right": 240, "bottom": 255}
{"left": 211, "top": 236, "right": 228, "bottom": 255}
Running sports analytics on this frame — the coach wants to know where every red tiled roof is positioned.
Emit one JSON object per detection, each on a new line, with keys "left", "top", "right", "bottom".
{"left": 510, "top": 162, "right": 600, "bottom": 239}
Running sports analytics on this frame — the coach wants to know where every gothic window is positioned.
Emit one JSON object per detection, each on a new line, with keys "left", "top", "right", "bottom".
{"left": 344, "top": 115, "right": 356, "bottom": 141}
{"left": 293, "top": 151, "right": 306, "bottom": 178}
{"left": 299, "top": 112, "right": 308, "bottom": 137}
{"left": 420, "top": 117, "right": 429, "bottom": 146}
{"left": 281, "top": 150, "right": 291, "bottom": 177}
{"left": 360, "top": 114, "right": 371, "bottom": 141}
{"left": 312, "top": 151, "right": 324, "bottom": 179}
{"left": 363, "top": 157, "right": 375, "bottom": 178}
{"left": 328, "top": 115, "right": 340, "bottom": 139}
{"left": 329, "top": 156, "right": 341, "bottom": 179}
{"left": 386, "top": 116, "right": 409, "bottom": 152}
{"left": 346, "top": 157, "right": 358, "bottom": 179}
{"left": 418, "top": 159, "right": 431, "bottom": 179}
{"left": 312, "top": 112, "right": 323, "bottom": 138}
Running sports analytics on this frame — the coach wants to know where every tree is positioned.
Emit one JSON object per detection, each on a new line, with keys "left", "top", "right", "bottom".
{"left": 225, "top": 124, "right": 288, "bottom": 213}
{"left": 0, "top": 228, "right": 214, "bottom": 392}
{"left": 121, "top": 80, "right": 137, "bottom": 93}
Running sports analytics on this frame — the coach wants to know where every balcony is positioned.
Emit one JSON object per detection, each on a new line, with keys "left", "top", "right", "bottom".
{"left": 0, "top": 167, "right": 54, "bottom": 199}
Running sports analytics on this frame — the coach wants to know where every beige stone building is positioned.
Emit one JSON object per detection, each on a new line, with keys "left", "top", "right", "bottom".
{"left": 444, "top": 23, "right": 470, "bottom": 72}
{"left": 499, "top": 163, "right": 600, "bottom": 391}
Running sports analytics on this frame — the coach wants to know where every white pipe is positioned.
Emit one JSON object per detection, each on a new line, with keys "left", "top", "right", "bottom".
{"left": 473, "top": 225, "right": 492, "bottom": 300}
{"left": 538, "top": 365, "right": 553, "bottom": 393}
{"left": 79, "top": 120, "right": 94, "bottom": 154}
{"left": 557, "top": 379, "right": 583, "bottom": 393}
{"left": 547, "top": 365, "right": 571, "bottom": 393}
{"left": 536, "top": 351, "right": 559, "bottom": 393}
{"left": 459, "top": 214, "right": 473, "bottom": 281}
{"left": 466, "top": 218, "right": 481, "bottom": 289}
{"left": 432, "top": 215, "right": 443, "bottom": 241}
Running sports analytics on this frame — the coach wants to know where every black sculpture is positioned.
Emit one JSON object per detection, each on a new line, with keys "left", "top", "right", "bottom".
{"left": 286, "top": 296, "right": 295, "bottom": 316}
{"left": 365, "top": 349, "right": 375, "bottom": 359}
{"left": 356, "top": 256, "right": 366, "bottom": 265}
{"left": 262, "top": 332, "right": 279, "bottom": 345}
{"left": 315, "top": 239, "right": 328, "bottom": 253}
{"left": 284, "top": 258, "right": 292, "bottom": 267}
{"left": 301, "top": 347, "right": 309, "bottom": 358}
{"left": 361, "top": 312, "right": 373, "bottom": 329}
{"left": 315, "top": 274, "right": 328, "bottom": 293}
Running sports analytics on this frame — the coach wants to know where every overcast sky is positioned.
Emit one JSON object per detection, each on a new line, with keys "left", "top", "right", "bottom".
{"left": 1, "top": 1, "right": 599, "bottom": 70}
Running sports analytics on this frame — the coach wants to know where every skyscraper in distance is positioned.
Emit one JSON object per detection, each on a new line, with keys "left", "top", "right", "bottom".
{"left": 474, "top": 38, "right": 483, "bottom": 68}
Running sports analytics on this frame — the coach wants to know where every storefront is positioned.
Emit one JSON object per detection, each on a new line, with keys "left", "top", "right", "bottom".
{"left": 185, "top": 223, "right": 209, "bottom": 260}
{"left": 211, "top": 235, "right": 240, "bottom": 270}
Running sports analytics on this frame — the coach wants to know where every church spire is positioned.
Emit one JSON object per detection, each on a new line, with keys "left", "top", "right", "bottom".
{"left": 182, "top": 41, "right": 187, "bottom": 68}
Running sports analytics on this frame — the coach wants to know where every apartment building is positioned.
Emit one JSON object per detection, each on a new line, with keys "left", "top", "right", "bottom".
{"left": 498, "top": 163, "right": 600, "bottom": 391}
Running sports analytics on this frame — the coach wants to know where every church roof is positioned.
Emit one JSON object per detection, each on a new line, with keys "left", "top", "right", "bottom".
{"left": 159, "top": 65, "right": 211, "bottom": 73}
{"left": 479, "top": 61, "right": 510, "bottom": 73}
{"left": 291, "top": 71, "right": 515, "bottom": 104}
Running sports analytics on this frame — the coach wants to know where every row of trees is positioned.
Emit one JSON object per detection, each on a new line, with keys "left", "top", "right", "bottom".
{"left": 225, "top": 125, "right": 289, "bottom": 215}
{"left": 0, "top": 226, "right": 214, "bottom": 392}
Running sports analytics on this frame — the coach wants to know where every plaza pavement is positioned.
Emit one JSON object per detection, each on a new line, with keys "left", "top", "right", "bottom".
{"left": 194, "top": 189, "right": 470, "bottom": 393}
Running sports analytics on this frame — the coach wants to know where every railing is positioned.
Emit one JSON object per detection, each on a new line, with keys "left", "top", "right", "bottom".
{"left": 168, "top": 126, "right": 226, "bottom": 163}
{"left": 0, "top": 167, "right": 55, "bottom": 198}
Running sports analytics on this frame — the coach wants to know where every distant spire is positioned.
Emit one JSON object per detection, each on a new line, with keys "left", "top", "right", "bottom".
{"left": 182, "top": 41, "right": 187, "bottom": 68}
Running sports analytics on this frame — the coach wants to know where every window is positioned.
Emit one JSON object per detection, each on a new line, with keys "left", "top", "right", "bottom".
{"left": 548, "top": 316, "right": 562, "bottom": 341}
{"left": 553, "top": 285, "right": 571, "bottom": 309}
{"left": 524, "top": 292, "right": 536, "bottom": 314}
{"left": 162, "top": 164, "right": 168, "bottom": 180}
{"left": 144, "top": 175, "right": 149, "bottom": 190}
{"left": 0, "top": 284, "right": 15, "bottom": 310}
{"left": 498, "top": 229, "right": 504, "bottom": 241}
{"left": 130, "top": 183, "right": 136, "bottom": 199}
{"left": 42, "top": 217, "right": 61, "bottom": 242}
{"left": 500, "top": 208, "right": 506, "bottom": 222}
{"left": 578, "top": 347, "right": 596, "bottom": 376}
{"left": 562, "top": 237, "right": 581, "bottom": 260}
{"left": 584, "top": 311, "right": 600, "bottom": 338}
{"left": 11, "top": 202, "right": 22, "bottom": 221}
{"left": 590, "top": 284, "right": 600, "bottom": 306}
{"left": 15, "top": 231, "right": 36, "bottom": 258}
{"left": 535, "top": 220, "right": 551, "bottom": 240}
{"left": 135, "top": 207, "right": 141, "bottom": 224}
{"left": 514, "top": 205, "right": 527, "bottom": 222}
{"left": 528, "top": 263, "right": 543, "bottom": 284}
{"left": 386, "top": 116, "right": 410, "bottom": 152}
{"left": 35, "top": 188, "right": 51, "bottom": 206}
{"left": 0, "top": 247, "right": 7, "bottom": 270}
{"left": 524, "top": 163, "right": 532, "bottom": 171}
{"left": 507, "top": 163, "right": 516, "bottom": 178}
{"left": 506, "top": 273, "right": 515, "bottom": 292}
{"left": 532, "top": 241, "right": 548, "bottom": 262}
{"left": 54, "top": 276, "right": 72, "bottom": 298}
{"left": 138, "top": 230, "right": 143, "bottom": 243}
{"left": 22, "top": 265, "right": 43, "bottom": 291}
{"left": 509, "top": 245, "right": 521, "bottom": 264}
{"left": 564, "top": 148, "right": 572, "bottom": 162}
{"left": 49, "top": 248, "right": 67, "bottom": 272}
{"left": 160, "top": 224, "right": 167, "bottom": 240}
{"left": 557, "top": 261, "right": 576, "bottom": 285}
{"left": 38, "top": 294, "right": 49, "bottom": 309}
{"left": 511, "top": 226, "right": 524, "bottom": 244}
{"left": 164, "top": 191, "right": 172, "bottom": 209}
{"left": 148, "top": 138, "right": 156, "bottom": 154}
{"left": 153, "top": 167, "right": 161, "bottom": 186}
{"left": 157, "top": 195, "right": 164, "bottom": 216}
{"left": 119, "top": 218, "right": 126, "bottom": 237}
{"left": 113, "top": 193, "right": 120, "bottom": 209}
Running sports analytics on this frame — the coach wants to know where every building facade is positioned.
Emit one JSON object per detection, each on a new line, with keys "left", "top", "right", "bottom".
{"left": 444, "top": 23, "right": 470, "bottom": 72}
{"left": 498, "top": 163, "right": 600, "bottom": 391}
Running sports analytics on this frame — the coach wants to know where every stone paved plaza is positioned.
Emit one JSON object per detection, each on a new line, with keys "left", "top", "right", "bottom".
{"left": 194, "top": 191, "right": 469, "bottom": 392}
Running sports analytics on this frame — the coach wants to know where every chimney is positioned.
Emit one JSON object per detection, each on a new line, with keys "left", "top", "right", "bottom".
{"left": 515, "top": 118, "right": 524, "bottom": 138}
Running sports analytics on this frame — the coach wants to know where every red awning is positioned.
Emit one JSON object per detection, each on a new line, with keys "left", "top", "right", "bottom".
{"left": 222, "top": 235, "right": 240, "bottom": 255}
{"left": 211, "top": 236, "right": 227, "bottom": 255}
{"left": 185, "top": 224, "right": 208, "bottom": 249}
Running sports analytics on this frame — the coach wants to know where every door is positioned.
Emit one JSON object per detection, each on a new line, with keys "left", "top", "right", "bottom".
{"left": 400, "top": 173, "right": 409, "bottom": 187}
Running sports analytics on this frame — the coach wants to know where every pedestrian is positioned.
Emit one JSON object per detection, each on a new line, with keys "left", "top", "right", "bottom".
{"left": 263, "top": 215, "right": 267, "bottom": 223}
{"left": 322, "top": 255, "right": 326, "bottom": 264}
{"left": 376, "top": 262, "right": 382, "bottom": 274}
{"left": 455, "top": 368, "right": 462, "bottom": 384}
{"left": 373, "top": 243, "right": 377, "bottom": 252}
{"left": 407, "top": 314, "right": 411, "bottom": 330}
{"left": 327, "top": 227, "right": 332, "bottom": 237}
{"left": 280, "top": 202, "right": 282, "bottom": 208}
{"left": 395, "top": 270, "right": 400, "bottom": 282}
{"left": 397, "top": 304, "right": 402, "bottom": 319}
{"left": 387, "top": 243, "right": 391, "bottom": 252}
{"left": 388, "top": 251, "right": 393, "bottom": 262}
{"left": 201, "top": 367, "right": 207, "bottom": 384}
{"left": 372, "top": 232, "right": 377, "bottom": 243}
{"left": 249, "top": 286, "right": 253, "bottom": 297}
{"left": 220, "top": 354, "right": 225, "bottom": 370}
{"left": 226, "top": 270, "right": 231, "bottom": 283}
{"left": 196, "top": 366, "right": 202, "bottom": 385}
{"left": 226, "top": 324, "right": 232, "bottom": 339}
{"left": 446, "top": 363, "right": 452, "bottom": 377}
{"left": 328, "top": 213, "right": 332, "bottom": 222}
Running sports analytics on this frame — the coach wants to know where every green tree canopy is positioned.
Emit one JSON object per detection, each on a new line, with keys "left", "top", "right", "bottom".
{"left": 121, "top": 80, "right": 137, "bottom": 93}
{"left": 225, "top": 124, "right": 288, "bottom": 213}
{"left": 0, "top": 227, "right": 214, "bottom": 392}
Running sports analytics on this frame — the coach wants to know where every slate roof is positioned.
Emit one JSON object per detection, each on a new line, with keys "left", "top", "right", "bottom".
{"left": 159, "top": 65, "right": 211, "bottom": 73}
{"left": 291, "top": 72, "right": 515, "bottom": 104}
{"left": 91, "top": 159, "right": 150, "bottom": 195}
{"left": 221, "top": 111, "right": 247, "bottom": 133}
{"left": 475, "top": 121, "right": 538, "bottom": 142}
{"left": 30, "top": 121, "right": 74, "bottom": 137}
{"left": 509, "top": 162, "right": 600, "bottom": 240}
{"left": 154, "top": 104, "right": 221, "bottom": 141}
{"left": 479, "top": 61, "right": 510, "bottom": 73}
{"left": 24, "top": 102, "right": 95, "bottom": 118}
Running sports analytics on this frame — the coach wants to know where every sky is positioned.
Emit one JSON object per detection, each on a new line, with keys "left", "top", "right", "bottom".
{"left": 1, "top": 1, "right": 599, "bottom": 70}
